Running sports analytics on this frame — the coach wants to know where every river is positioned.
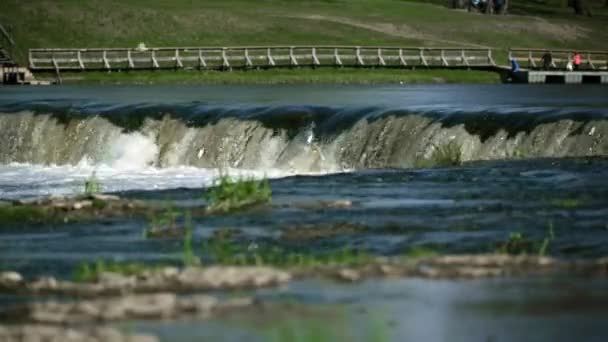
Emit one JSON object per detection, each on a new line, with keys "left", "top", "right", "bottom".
{"left": 0, "top": 84, "right": 607, "bottom": 341}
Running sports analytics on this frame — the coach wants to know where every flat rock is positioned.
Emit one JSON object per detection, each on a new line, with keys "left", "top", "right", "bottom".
{"left": 2, "top": 293, "right": 252, "bottom": 324}
{"left": 2, "top": 266, "right": 291, "bottom": 296}
{"left": 89, "top": 194, "right": 121, "bottom": 202}
{"left": 0, "top": 324, "right": 158, "bottom": 342}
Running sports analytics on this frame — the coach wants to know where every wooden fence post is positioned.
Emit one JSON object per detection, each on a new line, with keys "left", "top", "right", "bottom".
{"left": 175, "top": 49, "right": 183, "bottom": 69}
{"left": 151, "top": 50, "right": 159, "bottom": 69}
{"left": 440, "top": 49, "right": 449, "bottom": 66}
{"left": 221, "top": 48, "right": 230, "bottom": 69}
{"left": 77, "top": 50, "right": 85, "bottom": 70}
{"left": 487, "top": 49, "right": 495, "bottom": 65}
{"left": 419, "top": 48, "right": 428, "bottom": 66}
{"left": 198, "top": 49, "right": 206, "bottom": 69}
{"left": 399, "top": 48, "right": 407, "bottom": 66}
{"left": 356, "top": 47, "right": 364, "bottom": 66}
{"left": 267, "top": 48, "right": 275, "bottom": 66}
{"left": 377, "top": 48, "right": 386, "bottom": 66}
{"left": 289, "top": 47, "right": 298, "bottom": 66}
{"left": 127, "top": 50, "right": 134, "bottom": 69}
{"left": 244, "top": 48, "right": 253, "bottom": 67}
{"left": 102, "top": 50, "right": 110, "bottom": 70}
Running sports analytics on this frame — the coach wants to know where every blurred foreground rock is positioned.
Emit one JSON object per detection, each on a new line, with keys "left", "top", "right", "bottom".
{"left": 1, "top": 293, "right": 252, "bottom": 324}
{"left": 0, "top": 266, "right": 291, "bottom": 296}
{"left": 0, "top": 325, "right": 157, "bottom": 342}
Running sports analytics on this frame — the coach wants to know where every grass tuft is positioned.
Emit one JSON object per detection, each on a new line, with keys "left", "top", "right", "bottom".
{"left": 205, "top": 175, "right": 272, "bottom": 214}
{"left": 496, "top": 232, "right": 535, "bottom": 255}
{"left": 0, "top": 206, "right": 49, "bottom": 224}
{"left": 84, "top": 172, "right": 102, "bottom": 195}
{"left": 73, "top": 260, "right": 163, "bottom": 282}
{"left": 201, "top": 237, "right": 372, "bottom": 269}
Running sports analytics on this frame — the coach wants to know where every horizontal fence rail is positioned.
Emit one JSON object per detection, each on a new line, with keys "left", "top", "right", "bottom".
{"left": 29, "top": 46, "right": 497, "bottom": 72}
{"left": 509, "top": 48, "right": 608, "bottom": 71}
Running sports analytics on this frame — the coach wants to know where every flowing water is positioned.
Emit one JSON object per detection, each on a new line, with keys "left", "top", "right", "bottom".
{"left": 1, "top": 84, "right": 608, "bottom": 341}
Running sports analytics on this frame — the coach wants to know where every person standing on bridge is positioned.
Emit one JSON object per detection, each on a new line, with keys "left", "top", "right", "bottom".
{"left": 573, "top": 52, "right": 582, "bottom": 70}
{"left": 510, "top": 58, "right": 520, "bottom": 73}
{"left": 541, "top": 51, "right": 553, "bottom": 70}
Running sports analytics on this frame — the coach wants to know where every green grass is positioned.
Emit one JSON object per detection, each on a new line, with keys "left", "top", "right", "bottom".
{"left": 37, "top": 68, "right": 501, "bottom": 85}
{"left": 202, "top": 237, "right": 373, "bottom": 269}
{"left": 404, "top": 246, "right": 440, "bottom": 259}
{"left": 0, "top": 206, "right": 50, "bottom": 224}
{"left": 205, "top": 175, "right": 272, "bottom": 214}
{"left": 83, "top": 171, "right": 102, "bottom": 195}
{"left": 496, "top": 225, "right": 556, "bottom": 256}
{"left": 145, "top": 204, "right": 182, "bottom": 237}
{"left": 551, "top": 198, "right": 584, "bottom": 209}
{"left": 73, "top": 260, "right": 164, "bottom": 282}
{"left": 2, "top": 0, "right": 607, "bottom": 68}
{"left": 496, "top": 232, "right": 535, "bottom": 255}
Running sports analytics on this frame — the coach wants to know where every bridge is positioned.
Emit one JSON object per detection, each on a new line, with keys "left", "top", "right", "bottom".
{"left": 28, "top": 46, "right": 497, "bottom": 71}
{"left": 17, "top": 46, "right": 608, "bottom": 84}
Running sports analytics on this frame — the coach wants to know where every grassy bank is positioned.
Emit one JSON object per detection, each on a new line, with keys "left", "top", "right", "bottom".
{"left": 38, "top": 68, "right": 501, "bottom": 85}
{"left": 2, "top": 0, "right": 608, "bottom": 66}
{"left": 2, "top": 0, "right": 605, "bottom": 85}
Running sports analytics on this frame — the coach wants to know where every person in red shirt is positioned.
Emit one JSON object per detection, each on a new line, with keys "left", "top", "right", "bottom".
{"left": 573, "top": 52, "right": 582, "bottom": 70}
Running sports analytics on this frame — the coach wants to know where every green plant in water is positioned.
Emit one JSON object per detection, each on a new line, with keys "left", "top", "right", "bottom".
{"left": 405, "top": 246, "right": 440, "bottom": 259}
{"left": 201, "top": 237, "right": 371, "bottom": 269}
{"left": 551, "top": 198, "right": 583, "bottom": 209}
{"left": 205, "top": 174, "right": 272, "bottom": 213}
{"left": 414, "top": 140, "right": 462, "bottom": 168}
{"left": 73, "top": 260, "right": 163, "bottom": 282}
{"left": 538, "top": 222, "right": 555, "bottom": 257}
{"left": 496, "top": 232, "right": 535, "bottom": 255}
{"left": 84, "top": 171, "right": 102, "bottom": 195}
{"left": 144, "top": 203, "right": 183, "bottom": 238}
{"left": 182, "top": 211, "right": 200, "bottom": 266}
{"left": 0, "top": 206, "right": 49, "bottom": 223}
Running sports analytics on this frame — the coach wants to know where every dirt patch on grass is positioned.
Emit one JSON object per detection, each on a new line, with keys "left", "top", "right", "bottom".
{"left": 495, "top": 17, "right": 591, "bottom": 43}
{"left": 291, "top": 14, "right": 489, "bottom": 48}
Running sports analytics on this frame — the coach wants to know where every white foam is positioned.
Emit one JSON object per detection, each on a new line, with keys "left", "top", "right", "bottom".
{"left": 0, "top": 163, "right": 291, "bottom": 200}
{"left": 106, "top": 132, "right": 159, "bottom": 170}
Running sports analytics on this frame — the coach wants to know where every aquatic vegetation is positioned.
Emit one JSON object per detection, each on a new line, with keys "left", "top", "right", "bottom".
{"left": 415, "top": 140, "right": 462, "bottom": 168}
{"left": 201, "top": 238, "right": 372, "bottom": 268}
{"left": 496, "top": 232, "right": 535, "bottom": 255}
{"left": 205, "top": 175, "right": 272, "bottom": 214}
{"left": 182, "top": 211, "right": 200, "bottom": 266}
{"left": 405, "top": 246, "right": 440, "bottom": 259}
{"left": 551, "top": 198, "right": 583, "bottom": 209}
{"left": 83, "top": 172, "right": 102, "bottom": 195}
{"left": 0, "top": 206, "right": 49, "bottom": 224}
{"left": 91, "top": 198, "right": 108, "bottom": 210}
{"left": 538, "top": 222, "right": 555, "bottom": 257}
{"left": 497, "top": 223, "right": 556, "bottom": 257}
{"left": 144, "top": 204, "right": 183, "bottom": 238}
{"left": 73, "top": 260, "right": 164, "bottom": 282}
{"left": 281, "top": 222, "right": 366, "bottom": 241}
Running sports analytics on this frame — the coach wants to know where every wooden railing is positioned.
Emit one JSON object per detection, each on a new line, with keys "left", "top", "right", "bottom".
{"left": 509, "top": 48, "right": 608, "bottom": 70}
{"left": 28, "top": 46, "right": 497, "bottom": 72}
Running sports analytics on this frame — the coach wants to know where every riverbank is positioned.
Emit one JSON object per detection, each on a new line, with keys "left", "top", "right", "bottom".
{"left": 35, "top": 68, "right": 501, "bottom": 85}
